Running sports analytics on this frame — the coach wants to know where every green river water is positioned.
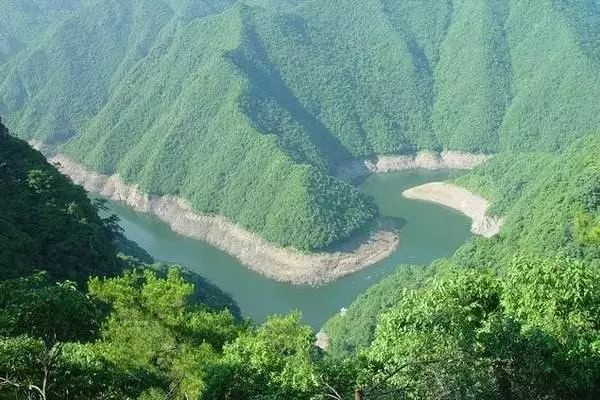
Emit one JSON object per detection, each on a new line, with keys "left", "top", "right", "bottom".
{"left": 102, "top": 170, "right": 472, "bottom": 328}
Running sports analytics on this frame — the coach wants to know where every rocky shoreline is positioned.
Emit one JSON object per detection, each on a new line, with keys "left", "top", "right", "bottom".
{"left": 44, "top": 153, "right": 400, "bottom": 286}
{"left": 336, "top": 150, "right": 491, "bottom": 181}
{"left": 402, "top": 182, "right": 503, "bottom": 238}
{"left": 31, "top": 142, "right": 493, "bottom": 285}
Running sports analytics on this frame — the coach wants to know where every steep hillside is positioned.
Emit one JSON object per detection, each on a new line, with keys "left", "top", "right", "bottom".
{"left": 455, "top": 133, "right": 600, "bottom": 267}
{"left": 239, "top": 0, "right": 600, "bottom": 154}
{"left": 1, "top": 0, "right": 599, "bottom": 251}
{"left": 0, "top": 0, "right": 83, "bottom": 65}
{"left": 0, "top": 0, "right": 377, "bottom": 251}
{"left": 324, "top": 133, "right": 600, "bottom": 357}
{"left": 0, "top": 118, "right": 120, "bottom": 281}
{"left": 0, "top": 117, "right": 597, "bottom": 399}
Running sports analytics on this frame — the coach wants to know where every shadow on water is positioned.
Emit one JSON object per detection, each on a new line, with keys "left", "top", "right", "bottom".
{"left": 115, "top": 235, "right": 155, "bottom": 265}
{"left": 184, "top": 269, "right": 243, "bottom": 319}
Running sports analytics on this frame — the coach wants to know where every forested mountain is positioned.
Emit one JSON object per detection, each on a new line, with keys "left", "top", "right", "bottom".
{"left": 0, "top": 118, "right": 120, "bottom": 281}
{"left": 0, "top": 119, "right": 315, "bottom": 400}
{"left": 324, "top": 133, "right": 600, "bottom": 359}
{"left": 0, "top": 1, "right": 599, "bottom": 398}
{"left": 1, "top": 0, "right": 600, "bottom": 250}
{"left": 455, "top": 134, "right": 600, "bottom": 267}
{"left": 0, "top": 119, "right": 598, "bottom": 399}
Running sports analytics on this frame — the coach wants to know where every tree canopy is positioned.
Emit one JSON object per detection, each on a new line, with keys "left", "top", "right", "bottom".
{"left": 0, "top": 1, "right": 599, "bottom": 398}
{"left": 0, "top": 119, "right": 119, "bottom": 282}
{"left": 2, "top": 0, "right": 599, "bottom": 250}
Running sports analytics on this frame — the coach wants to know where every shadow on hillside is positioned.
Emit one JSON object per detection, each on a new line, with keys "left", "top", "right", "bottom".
{"left": 227, "top": 14, "right": 354, "bottom": 169}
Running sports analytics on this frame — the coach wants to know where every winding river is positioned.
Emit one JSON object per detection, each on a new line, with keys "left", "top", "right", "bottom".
{"left": 101, "top": 169, "right": 471, "bottom": 327}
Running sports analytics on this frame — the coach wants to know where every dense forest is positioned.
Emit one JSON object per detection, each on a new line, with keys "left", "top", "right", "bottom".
{"left": 0, "top": 119, "right": 598, "bottom": 399}
{"left": 1, "top": 0, "right": 600, "bottom": 250}
{"left": 1, "top": 0, "right": 599, "bottom": 398}
{"left": 324, "top": 133, "right": 600, "bottom": 359}
{"left": 0, "top": 118, "right": 120, "bottom": 282}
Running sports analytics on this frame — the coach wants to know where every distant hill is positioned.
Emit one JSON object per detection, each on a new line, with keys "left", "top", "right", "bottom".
{"left": 1, "top": 0, "right": 599, "bottom": 250}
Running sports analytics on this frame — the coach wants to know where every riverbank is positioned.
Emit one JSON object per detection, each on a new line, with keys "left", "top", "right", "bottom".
{"left": 402, "top": 182, "right": 503, "bottom": 238}
{"left": 44, "top": 153, "right": 399, "bottom": 285}
{"left": 336, "top": 151, "right": 491, "bottom": 181}
{"left": 31, "top": 141, "right": 491, "bottom": 284}
{"left": 95, "top": 167, "right": 473, "bottom": 328}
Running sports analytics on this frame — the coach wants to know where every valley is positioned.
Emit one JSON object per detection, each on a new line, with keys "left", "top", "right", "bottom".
{"left": 46, "top": 149, "right": 490, "bottom": 285}
{"left": 1, "top": 1, "right": 598, "bottom": 398}
{"left": 98, "top": 168, "right": 472, "bottom": 327}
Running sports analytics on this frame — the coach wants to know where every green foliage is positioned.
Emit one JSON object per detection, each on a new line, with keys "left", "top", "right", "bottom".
{"left": 575, "top": 210, "right": 600, "bottom": 246}
{"left": 0, "top": 1, "right": 599, "bottom": 398}
{"left": 202, "top": 312, "right": 320, "bottom": 400}
{"left": 323, "top": 263, "right": 436, "bottom": 359}
{"left": 432, "top": 0, "right": 510, "bottom": 152}
{"left": 0, "top": 268, "right": 248, "bottom": 400}
{"left": 502, "top": 257, "right": 600, "bottom": 346}
{"left": 0, "top": 335, "right": 47, "bottom": 399}
{"left": 365, "top": 267, "right": 502, "bottom": 399}
{"left": 88, "top": 268, "right": 243, "bottom": 399}
{"left": 0, "top": 273, "right": 160, "bottom": 400}
{"left": 0, "top": 273, "right": 100, "bottom": 346}
{"left": 0, "top": 0, "right": 82, "bottom": 66}
{"left": 364, "top": 257, "right": 600, "bottom": 400}
{"left": 455, "top": 134, "right": 600, "bottom": 268}
{"left": 455, "top": 152, "right": 554, "bottom": 216}
{"left": 149, "top": 263, "right": 242, "bottom": 318}
{"left": 2, "top": 0, "right": 599, "bottom": 250}
{"left": 0, "top": 120, "right": 120, "bottom": 281}
{"left": 0, "top": 0, "right": 377, "bottom": 251}
{"left": 325, "top": 134, "right": 599, "bottom": 392}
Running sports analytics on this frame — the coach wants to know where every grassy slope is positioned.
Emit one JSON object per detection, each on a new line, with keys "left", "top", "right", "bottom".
{"left": 0, "top": 0, "right": 599, "bottom": 250}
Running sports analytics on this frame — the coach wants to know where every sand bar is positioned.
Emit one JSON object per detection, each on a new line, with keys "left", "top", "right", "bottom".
{"left": 402, "top": 182, "right": 503, "bottom": 238}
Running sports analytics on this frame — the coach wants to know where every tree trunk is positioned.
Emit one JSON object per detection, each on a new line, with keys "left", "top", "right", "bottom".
{"left": 355, "top": 388, "right": 364, "bottom": 400}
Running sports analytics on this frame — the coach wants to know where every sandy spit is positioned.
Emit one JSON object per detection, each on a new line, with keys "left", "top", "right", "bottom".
{"left": 44, "top": 153, "right": 400, "bottom": 286}
{"left": 336, "top": 150, "right": 491, "bottom": 181}
{"left": 402, "top": 182, "right": 503, "bottom": 238}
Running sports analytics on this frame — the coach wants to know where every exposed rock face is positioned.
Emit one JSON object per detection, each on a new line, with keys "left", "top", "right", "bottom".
{"left": 29, "top": 139, "right": 55, "bottom": 156}
{"left": 336, "top": 151, "right": 491, "bottom": 181}
{"left": 402, "top": 182, "right": 503, "bottom": 238}
{"left": 48, "top": 154, "right": 400, "bottom": 286}
{"left": 315, "top": 330, "right": 330, "bottom": 351}
{"left": 32, "top": 144, "right": 496, "bottom": 284}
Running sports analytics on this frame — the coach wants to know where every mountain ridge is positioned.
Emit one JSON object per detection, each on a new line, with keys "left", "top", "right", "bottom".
{"left": 1, "top": 0, "right": 599, "bottom": 250}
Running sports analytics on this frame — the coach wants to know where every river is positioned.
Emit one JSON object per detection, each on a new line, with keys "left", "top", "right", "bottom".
{"left": 101, "top": 169, "right": 471, "bottom": 328}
